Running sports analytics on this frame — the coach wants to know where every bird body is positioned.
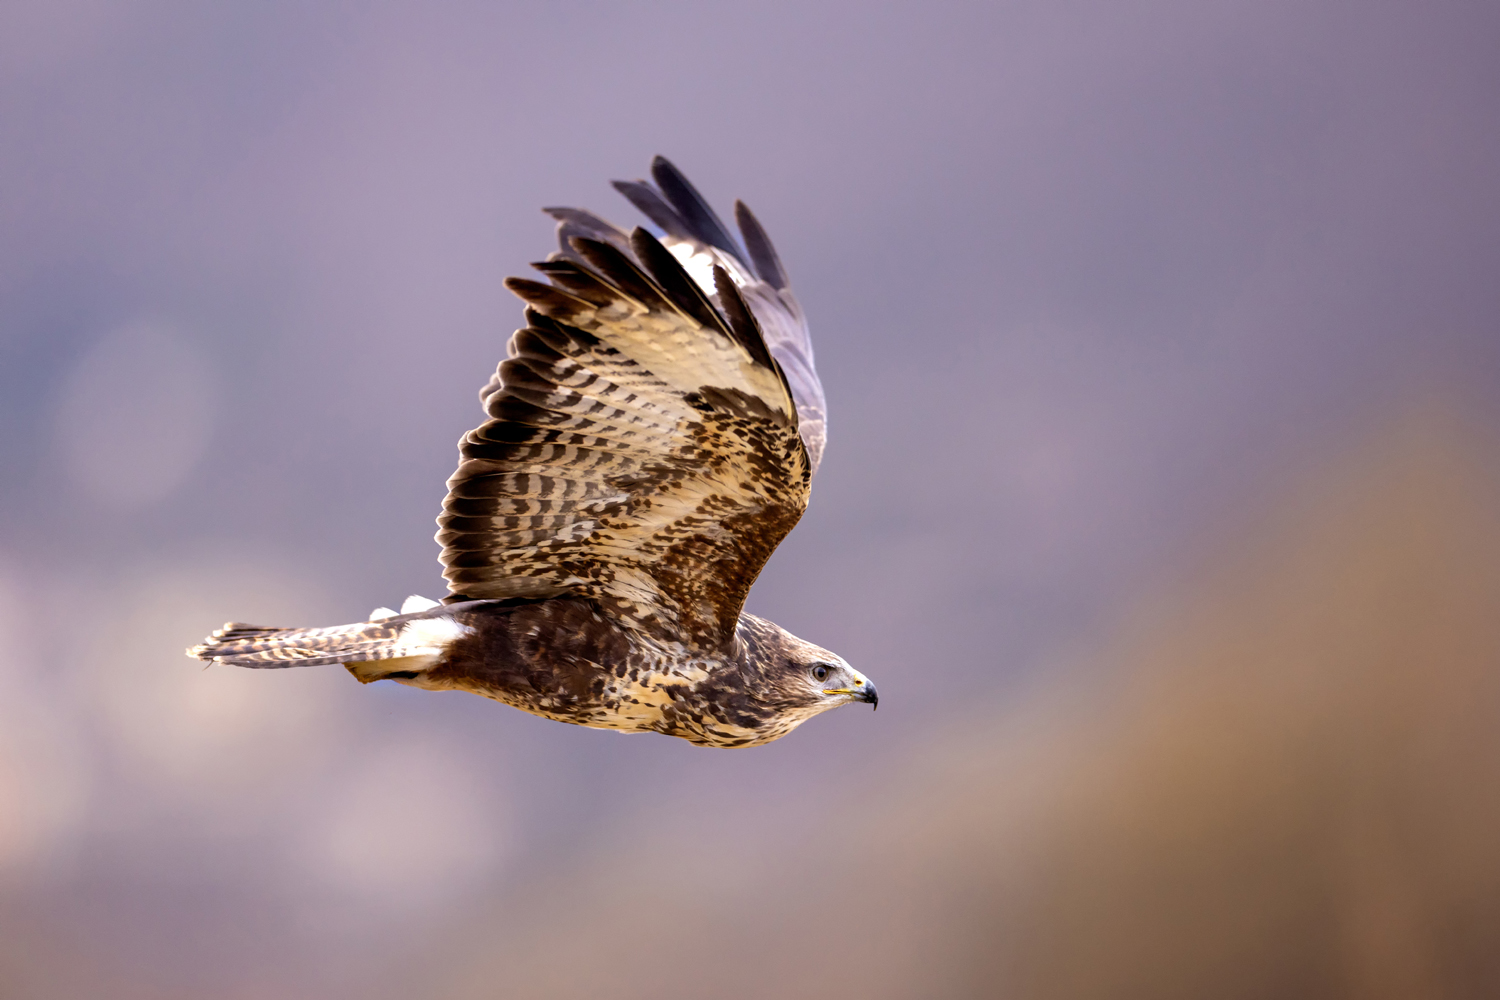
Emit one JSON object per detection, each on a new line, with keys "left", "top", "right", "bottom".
{"left": 189, "top": 158, "right": 875, "bottom": 747}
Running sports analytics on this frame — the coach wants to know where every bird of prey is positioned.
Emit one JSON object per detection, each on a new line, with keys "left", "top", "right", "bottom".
{"left": 188, "top": 157, "right": 875, "bottom": 748}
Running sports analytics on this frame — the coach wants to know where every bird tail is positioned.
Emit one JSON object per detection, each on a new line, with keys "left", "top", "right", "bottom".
{"left": 186, "top": 595, "right": 473, "bottom": 683}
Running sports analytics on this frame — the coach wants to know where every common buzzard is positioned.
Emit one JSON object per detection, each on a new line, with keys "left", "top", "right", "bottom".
{"left": 188, "top": 158, "right": 875, "bottom": 748}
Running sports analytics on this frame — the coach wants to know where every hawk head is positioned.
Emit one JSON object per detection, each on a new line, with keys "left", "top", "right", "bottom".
{"left": 676, "top": 614, "right": 876, "bottom": 747}
{"left": 779, "top": 644, "right": 878, "bottom": 713}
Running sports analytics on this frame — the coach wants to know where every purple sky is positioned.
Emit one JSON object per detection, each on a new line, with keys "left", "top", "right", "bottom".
{"left": 1, "top": 1, "right": 1497, "bottom": 995}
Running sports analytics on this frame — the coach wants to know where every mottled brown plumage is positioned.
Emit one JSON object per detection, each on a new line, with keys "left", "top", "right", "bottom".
{"left": 188, "top": 157, "right": 874, "bottom": 748}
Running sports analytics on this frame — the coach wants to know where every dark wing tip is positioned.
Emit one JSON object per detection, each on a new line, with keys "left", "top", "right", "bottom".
{"left": 503, "top": 277, "right": 598, "bottom": 322}
{"left": 648, "top": 156, "right": 745, "bottom": 263}
{"left": 713, "top": 265, "right": 776, "bottom": 372}
{"left": 628, "top": 227, "right": 732, "bottom": 336}
{"left": 611, "top": 179, "right": 687, "bottom": 237}
{"left": 566, "top": 235, "right": 673, "bottom": 311}
{"left": 734, "top": 200, "right": 788, "bottom": 290}
{"left": 540, "top": 206, "right": 632, "bottom": 262}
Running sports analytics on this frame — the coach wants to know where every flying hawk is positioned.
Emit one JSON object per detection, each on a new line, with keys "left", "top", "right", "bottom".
{"left": 189, "top": 157, "right": 875, "bottom": 748}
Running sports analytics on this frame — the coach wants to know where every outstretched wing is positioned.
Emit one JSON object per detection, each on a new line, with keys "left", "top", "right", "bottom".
{"left": 438, "top": 165, "right": 816, "bottom": 649}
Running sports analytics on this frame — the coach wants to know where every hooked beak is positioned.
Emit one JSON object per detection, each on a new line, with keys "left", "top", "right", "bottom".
{"left": 824, "top": 678, "right": 879, "bottom": 710}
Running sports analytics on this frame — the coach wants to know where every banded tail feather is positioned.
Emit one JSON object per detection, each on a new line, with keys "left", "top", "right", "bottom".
{"left": 187, "top": 595, "right": 477, "bottom": 683}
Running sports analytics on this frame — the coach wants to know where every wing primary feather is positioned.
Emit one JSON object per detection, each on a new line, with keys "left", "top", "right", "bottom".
{"left": 530, "top": 259, "right": 622, "bottom": 306}
{"left": 542, "top": 207, "right": 633, "bottom": 259}
{"left": 734, "top": 200, "right": 788, "bottom": 290}
{"left": 521, "top": 307, "right": 596, "bottom": 346}
{"left": 483, "top": 391, "right": 573, "bottom": 424}
{"left": 628, "top": 227, "right": 733, "bottom": 337}
{"left": 611, "top": 180, "right": 688, "bottom": 237}
{"left": 568, "top": 236, "right": 672, "bottom": 311}
{"left": 713, "top": 265, "right": 776, "bottom": 372}
{"left": 503, "top": 277, "right": 598, "bottom": 323}
{"left": 650, "top": 156, "right": 745, "bottom": 263}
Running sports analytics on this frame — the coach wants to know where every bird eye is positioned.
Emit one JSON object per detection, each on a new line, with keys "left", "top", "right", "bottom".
{"left": 811, "top": 664, "right": 829, "bottom": 682}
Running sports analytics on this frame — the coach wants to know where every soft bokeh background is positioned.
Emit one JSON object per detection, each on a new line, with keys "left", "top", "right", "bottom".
{"left": 3, "top": 2, "right": 1499, "bottom": 997}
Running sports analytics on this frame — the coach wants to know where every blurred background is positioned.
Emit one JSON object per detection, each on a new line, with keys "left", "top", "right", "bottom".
{"left": 3, "top": 1, "right": 1500, "bottom": 997}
